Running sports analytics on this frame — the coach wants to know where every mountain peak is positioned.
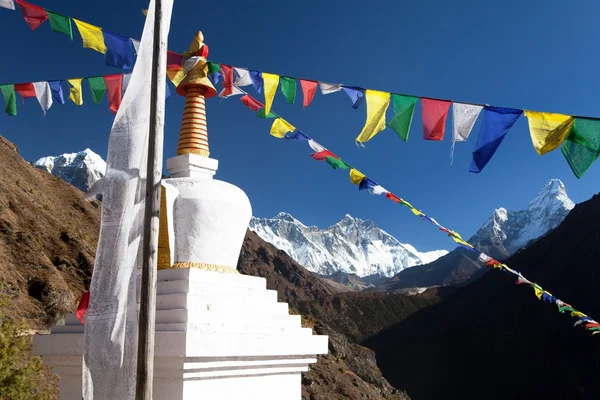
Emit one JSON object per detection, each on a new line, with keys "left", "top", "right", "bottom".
{"left": 528, "top": 179, "right": 574, "bottom": 210}
{"left": 34, "top": 149, "right": 106, "bottom": 192}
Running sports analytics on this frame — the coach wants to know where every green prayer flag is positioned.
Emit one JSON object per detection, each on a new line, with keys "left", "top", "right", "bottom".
{"left": 280, "top": 76, "right": 297, "bottom": 104}
{"left": 558, "top": 305, "right": 574, "bottom": 314}
{"left": 46, "top": 10, "right": 73, "bottom": 40}
{"left": 0, "top": 85, "right": 17, "bottom": 116}
{"left": 589, "top": 327, "right": 600, "bottom": 331}
{"left": 325, "top": 156, "right": 351, "bottom": 170}
{"left": 208, "top": 62, "right": 221, "bottom": 74}
{"left": 256, "top": 108, "right": 278, "bottom": 119}
{"left": 386, "top": 94, "right": 417, "bottom": 142}
{"left": 87, "top": 77, "right": 106, "bottom": 104}
{"left": 561, "top": 117, "right": 600, "bottom": 179}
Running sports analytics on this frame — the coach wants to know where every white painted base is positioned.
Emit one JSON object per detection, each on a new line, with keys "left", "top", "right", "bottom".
{"left": 166, "top": 154, "right": 218, "bottom": 179}
{"left": 33, "top": 268, "right": 328, "bottom": 400}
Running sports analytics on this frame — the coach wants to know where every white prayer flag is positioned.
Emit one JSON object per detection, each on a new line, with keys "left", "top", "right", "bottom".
{"left": 453, "top": 102, "right": 483, "bottom": 143}
{"left": 234, "top": 67, "right": 253, "bottom": 87}
{"left": 82, "top": 0, "right": 174, "bottom": 399}
{"left": 219, "top": 85, "right": 244, "bottom": 98}
{"left": 33, "top": 82, "right": 52, "bottom": 114}
{"left": 371, "top": 185, "right": 388, "bottom": 195}
{"left": 0, "top": 0, "right": 15, "bottom": 10}
{"left": 308, "top": 139, "right": 326, "bottom": 153}
{"left": 319, "top": 82, "right": 342, "bottom": 95}
{"left": 130, "top": 39, "right": 140, "bottom": 55}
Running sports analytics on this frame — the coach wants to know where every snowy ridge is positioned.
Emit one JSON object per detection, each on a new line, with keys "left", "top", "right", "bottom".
{"left": 34, "top": 148, "right": 106, "bottom": 193}
{"left": 249, "top": 212, "right": 448, "bottom": 278}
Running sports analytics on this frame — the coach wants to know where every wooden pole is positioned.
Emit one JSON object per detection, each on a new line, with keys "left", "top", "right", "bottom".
{"left": 136, "top": 0, "right": 167, "bottom": 398}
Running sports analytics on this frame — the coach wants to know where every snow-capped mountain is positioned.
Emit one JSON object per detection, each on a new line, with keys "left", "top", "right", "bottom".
{"left": 468, "top": 179, "right": 574, "bottom": 259}
{"left": 249, "top": 213, "right": 448, "bottom": 278}
{"left": 34, "top": 148, "right": 106, "bottom": 193}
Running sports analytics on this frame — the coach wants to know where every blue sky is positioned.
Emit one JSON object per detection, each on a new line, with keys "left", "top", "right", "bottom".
{"left": 0, "top": 0, "right": 599, "bottom": 252}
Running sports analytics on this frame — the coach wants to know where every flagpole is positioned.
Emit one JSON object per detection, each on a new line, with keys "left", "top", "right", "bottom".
{"left": 136, "top": 0, "right": 167, "bottom": 397}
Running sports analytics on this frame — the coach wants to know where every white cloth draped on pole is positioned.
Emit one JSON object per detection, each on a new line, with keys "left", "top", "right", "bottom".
{"left": 82, "top": 0, "right": 174, "bottom": 399}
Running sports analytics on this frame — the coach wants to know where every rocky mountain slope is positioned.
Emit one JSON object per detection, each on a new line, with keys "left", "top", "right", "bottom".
{"left": 34, "top": 148, "right": 106, "bottom": 193}
{"left": 381, "top": 179, "right": 574, "bottom": 291}
{"left": 365, "top": 191, "right": 600, "bottom": 399}
{"left": 250, "top": 212, "right": 447, "bottom": 278}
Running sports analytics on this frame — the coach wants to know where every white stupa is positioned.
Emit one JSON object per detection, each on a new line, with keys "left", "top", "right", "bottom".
{"left": 33, "top": 32, "right": 328, "bottom": 400}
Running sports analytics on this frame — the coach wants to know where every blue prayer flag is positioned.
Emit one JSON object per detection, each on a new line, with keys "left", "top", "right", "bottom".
{"left": 359, "top": 177, "right": 377, "bottom": 191}
{"left": 342, "top": 86, "right": 365, "bottom": 109}
{"left": 284, "top": 130, "right": 311, "bottom": 141}
{"left": 165, "top": 81, "right": 170, "bottom": 101}
{"left": 250, "top": 70, "right": 263, "bottom": 94}
{"left": 104, "top": 31, "right": 134, "bottom": 70}
{"left": 48, "top": 80, "right": 65, "bottom": 104}
{"left": 470, "top": 106, "right": 522, "bottom": 173}
{"left": 209, "top": 71, "right": 222, "bottom": 86}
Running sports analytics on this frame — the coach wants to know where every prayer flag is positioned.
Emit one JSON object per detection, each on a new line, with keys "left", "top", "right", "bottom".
{"left": 240, "top": 94, "right": 263, "bottom": 111}
{"left": 541, "top": 292, "right": 557, "bottom": 303}
{"left": 0, "top": 0, "right": 15, "bottom": 10}
{"left": 285, "top": 130, "right": 310, "bottom": 141}
{"left": 325, "top": 156, "right": 351, "bottom": 170}
{"left": 470, "top": 106, "right": 522, "bottom": 173}
{"left": 387, "top": 94, "right": 418, "bottom": 142}
{"left": 386, "top": 193, "right": 402, "bottom": 203}
{"left": 74, "top": 19, "right": 106, "bottom": 54}
{"left": 104, "top": 31, "right": 134, "bottom": 70}
{"left": 422, "top": 98, "right": 451, "bottom": 141}
{"left": 256, "top": 108, "right": 278, "bottom": 119}
{"left": 308, "top": 139, "right": 326, "bottom": 153}
{"left": 451, "top": 102, "right": 483, "bottom": 162}
{"left": 165, "top": 81, "right": 170, "bottom": 101}
{"left": 319, "top": 82, "right": 342, "bottom": 95}
{"left": 75, "top": 291, "right": 89, "bottom": 324}
{"left": 15, "top": 0, "right": 47, "bottom": 30}
{"left": 104, "top": 74, "right": 123, "bottom": 114}
{"left": 87, "top": 77, "right": 106, "bottom": 104}
{"left": 342, "top": 86, "right": 365, "bottom": 109}
{"left": 218, "top": 85, "right": 244, "bottom": 98}
{"left": 525, "top": 111, "right": 573, "bottom": 155}
{"left": 299, "top": 79, "right": 318, "bottom": 107}
{"left": 371, "top": 185, "right": 388, "bottom": 195}
{"left": 121, "top": 73, "right": 131, "bottom": 95}
{"left": 534, "top": 286, "right": 544, "bottom": 300}
{"left": 270, "top": 118, "right": 295, "bottom": 138}
{"left": 572, "top": 311, "right": 587, "bottom": 318}
{"left": 0, "top": 85, "right": 17, "bottom": 116}
{"left": 312, "top": 150, "right": 336, "bottom": 161}
{"left": 166, "top": 69, "right": 185, "bottom": 86}
{"left": 220, "top": 65, "right": 234, "bottom": 97}
{"left": 33, "top": 81, "right": 52, "bottom": 113}
{"left": 355, "top": 90, "right": 391, "bottom": 144}
{"left": 560, "top": 117, "right": 600, "bottom": 178}
{"left": 67, "top": 78, "right": 83, "bottom": 105}
{"left": 46, "top": 10, "right": 72, "bottom": 39}
{"left": 359, "top": 178, "right": 377, "bottom": 191}
{"left": 349, "top": 169, "right": 366, "bottom": 185}
{"left": 167, "top": 51, "right": 183, "bottom": 69}
{"left": 262, "top": 72, "right": 279, "bottom": 115}
{"left": 48, "top": 80, "right": 65, "bottom": 104}
{"left": 250, "top": 70, "right": 263, "bottom": 94}
{"left": 234, "top": 68, "right": 253, "bottom": 87}
{"left": 14, "top": 83, "right": 36, "bottom": 99}
{"left": 131, "top": 39, "right": 140, "bottom": 55}
{"left": 280, "top": 76, "right": 297, "bottom": 104}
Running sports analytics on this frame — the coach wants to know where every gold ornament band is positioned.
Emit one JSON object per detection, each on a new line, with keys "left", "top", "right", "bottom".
{"left": 165, "top": 262, "right": 240, "bottom": 274}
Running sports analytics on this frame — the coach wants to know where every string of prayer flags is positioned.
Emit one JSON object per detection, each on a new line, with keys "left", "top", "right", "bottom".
{"left": 387, "top": 94, "right": 418, "bottom": 142}
{"left": 234, "top": 68, "right": 253, "bottom": 87}
{"left": 103, "top": 31, "right": 134, "bottom": 70}
{"left": 280, "top": 77, "right": 297, "bottom": 104}
{"left": 269, "top": 118, "right": 295, "bottom": 138}
{"left": 422, "top": 98, "right": 451, "bottom": 141}
{"left": 560, "top": 117, "right": 600, "bottom": 178}
{"left": 355, "top": 90, "right": 391, "bottom": 144}
{"left": 104, "top": 74, "right": 123, "bottom": 114}
{"left": 262, "top": 73, "right": 279, "bottom": 115}
{"left": 15, "top": 0, "right": 47, "bottom": 30}
{"left": 0, "top": 0, "right": 15, "bottom": 10}
{"left": 249, "top": 70, "right": 263, "bottom": 94}
{"left": 49, "top": 80, "right": 65, "bottom": 104}
{"left": 74, "top": 19, "right": 106, "bottom": 54}
{"left": 87, "top": 77, "right": 106, "bottom": 104}
{"left": 14, "top": 82, "right": 36, "bottom": 99}
{"left": 342, "top": 86, "right": 365, "bottom": 109}
{"left": 67, "top": 78, "right": 83, "bottom": 105}
{"left": 525, "top": 111, "right": 574, "bottom": 155}
{"left": 300, "top": 80, "right": 318, "bottom": 108}
{"left": 0, "top": 85, "right": 17, "bottom": 116}
{"left": 349, "top": 169, "right": 366, "bottom": 185}
{"left": 46, "top": 10, "right": 72, "bottom": 40}
{"left": 320, "top": 82, "right": 342, "bottom": 95}
{"left": 33, "top": 81, "right": 52, "bottom": 113}
{"left": 470, "top": 106, "right": 522, "bottom": 173}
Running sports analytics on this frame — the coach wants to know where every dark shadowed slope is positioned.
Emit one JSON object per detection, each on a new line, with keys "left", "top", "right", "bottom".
{"left": 365, "top": 193, "right": 600, "bottom": 400}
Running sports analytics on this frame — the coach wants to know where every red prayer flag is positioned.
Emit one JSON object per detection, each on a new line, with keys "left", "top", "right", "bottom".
{"left": 386, "top": 192, "right": 401, "bottom": 203}
{"left": 311, "top": 150, "right": 336, "bottom": 161}
{"left": 15, "top": 0, "right": 48, "bottom": 30}
{"left": 220, "top": 65, "right": 234, "bottom": 97}
{"left": 104, "top": 74, "right": 123, "bottom": 114}
{"left": 14, "top": 83, "right": 36, "bottom": 99}
{"left": 422, "top": 98, "right": 451, "bottom": 141}
{"left": 240, "top": 94, "right": 264, "bottom": 112}
{"left": 167, "top": 51, "right": 183, "bottom": 69}
{"left": 299, "top": 79, "right": 318, "bottom": 107}
{"left": 75, "top": 291, "right": 90, "bottom": 324}
{"left": 485, "top": 259, "right": 500, "bottom": 267}
{"left": 585, "top": 323, "right": 600, "bottom": 328}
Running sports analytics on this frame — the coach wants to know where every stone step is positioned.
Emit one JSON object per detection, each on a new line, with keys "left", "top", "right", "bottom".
{"left": 156, "top": 309, "right": 301, "bottom": 327}
{"left": 155, "top": 322, "right": 312, "bottom": 335}
{"left": 157, "top": 279, "right": 278, "bottom": 300}
{"left": 157, "top": 294, "right": 289, "bottom": 315}
{"left": 158, "top": 268, "right": 266, "bottom": 290}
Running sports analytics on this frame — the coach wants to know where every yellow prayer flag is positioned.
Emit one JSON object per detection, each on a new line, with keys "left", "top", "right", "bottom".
{"left": 355, "top": 90, "right": 391, "bottom": 143}
{"left": 142, "top": 9, "right": 148, "bottom": 16}
{"left": 262, "top": 73, "right": 279, "bottom": 115}
{"left": 349, "top": 169, "right": 366, "bottom": 185}
{"left": 524, "top": 111, "right": 574, "bottom": 155}
{"left": 534, "top": 286, "right": 543, "bottom": 300}
{"left": 167, "top": 68, "right": 185, "bottom": 87}
{"left": 67, "top": 78, "right": 83, "bottom": 106}
{"left": 571, "top": 311, "right": 587, "bottom": 318}
{"left": 74, "top": 19, "right": 107, "bottom": 54}
{"left": 270, "top": 118, "right": 296, "bottom": 138}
